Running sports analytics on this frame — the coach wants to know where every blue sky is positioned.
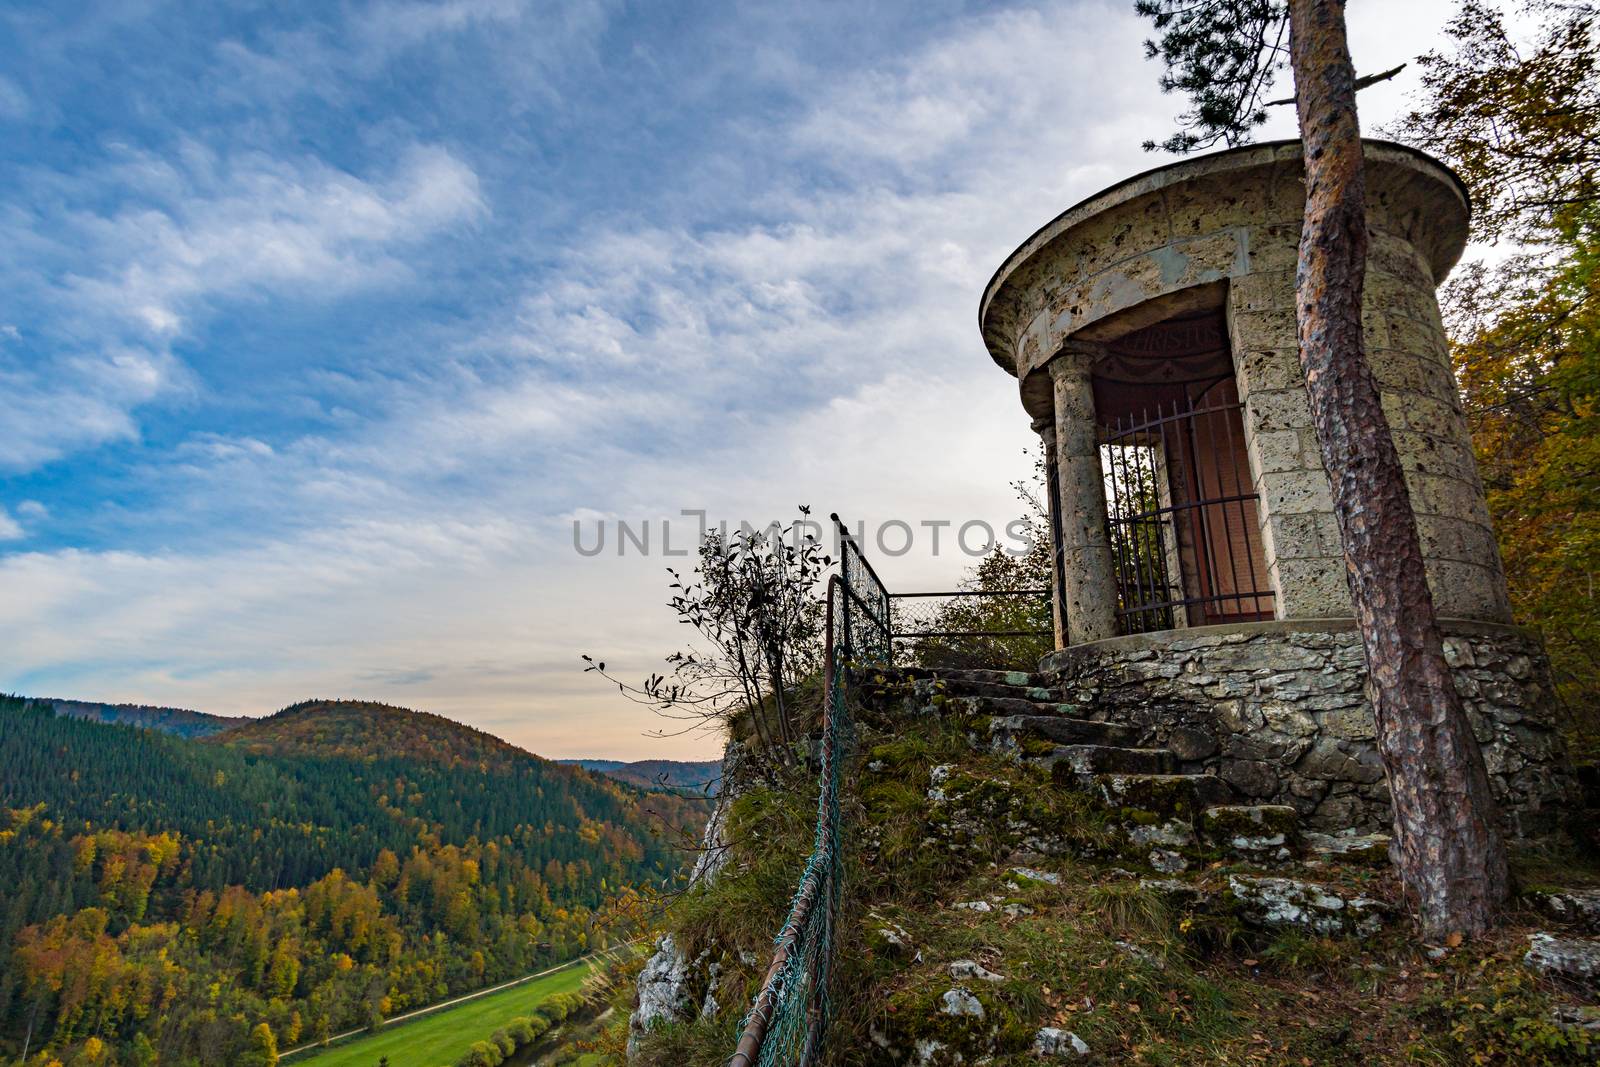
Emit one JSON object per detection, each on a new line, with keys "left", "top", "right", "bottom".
{"left": 0, "top": 0, "right": 1459, "bottom": 759}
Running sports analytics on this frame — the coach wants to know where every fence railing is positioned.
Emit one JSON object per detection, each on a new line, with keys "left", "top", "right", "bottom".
{"left": 729, "top": 515, "right": 1051, "bottom": 1065}
{"left": 728, "top": 516, "right": 883, "bottom": 1067}
{"left": 890, "top": 588, "right": 1053, "bottom": 671}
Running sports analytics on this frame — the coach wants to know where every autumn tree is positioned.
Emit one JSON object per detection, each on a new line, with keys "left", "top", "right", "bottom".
{"left": 1137, "top": 0, "right": 1510, "bottom": 936}
{"left": 238, "top": 1022, "right": 279, "bottom": 1067}
{"left": 1393, "top": 1, "right": 1600, "bottom": 747}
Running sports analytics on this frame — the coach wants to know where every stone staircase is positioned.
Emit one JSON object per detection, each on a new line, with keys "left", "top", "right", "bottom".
{"left": 896, "top": 666, "right": 1309, "bottom": 871}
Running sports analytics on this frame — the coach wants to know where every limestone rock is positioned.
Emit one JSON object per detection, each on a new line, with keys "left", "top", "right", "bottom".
{"left": 1198, "top": 804, "right": 1297, "bottom": 860}
{"left": 1033, "top": 1027, "right": 1091, "bottom": 1057}
{"left": 1009, "top": 866, "right": 1061, "bottom": 886}
{"left": 1126, "top": 819, "right": 1195, "bottom": 849}
{"left": 629, "top": 934, "right": 694, "bottom": 1056}
{"left": 1301, "top": 829, "right": 1391, "bottom": 866}
{"left": 949, "top": 960, "right": 1006, "bottom": 983}
{"left": 939, "top": 987, "right": 985, "bottom": 1018}
{"left": 1525, "top": 932, "right": 1600, "bottom": 982}
{"left": 1148, "top": 848, "right": 1188, "bottom": 873}
{"left": 869, "top": 917, "right": 916, "bottom": 961}
{"left": 1227, "top": 874, "right": 1386, "bottom": 937}
{"left": 1532, "top": 889, "right": 1600, "bottom": 934}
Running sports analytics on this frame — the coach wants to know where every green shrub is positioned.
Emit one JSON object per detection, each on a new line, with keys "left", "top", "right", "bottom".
{"left": 1409, "top": 957, "right": 1592, "bottom": 1065}
{"left": 454, "top": 1039, "right": 503, "bottom": 1067}
{"left": 490, "top": 1028, "right": 515, "bottom": 1055}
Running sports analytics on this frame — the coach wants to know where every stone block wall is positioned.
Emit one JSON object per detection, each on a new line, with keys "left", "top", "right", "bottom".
{"left": 1226, "top": 243, "right": 1511, "bottom": 623}
{"left": 1039, "top": 620, "right": 1576, "bottom": 836}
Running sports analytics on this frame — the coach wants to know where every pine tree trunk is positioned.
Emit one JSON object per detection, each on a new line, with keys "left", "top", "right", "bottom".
{"left": 1287, "top": 0, "right": 1510, "bottom": 937}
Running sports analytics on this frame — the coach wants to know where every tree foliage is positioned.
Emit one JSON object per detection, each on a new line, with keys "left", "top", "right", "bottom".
{"left": 586, "top": 507, "right": 828, "bottom": 777}
{"left": 0, "top": 696, "right": 702, "bottom": 1066}
{"left": 1397, "top": 0, "right": 1600, "bottom": 243}
{"left": 1394, "top": 2, "right": 1600, "bottom": 749}
{"left": 1137, "top": 0, "right": 1289, "bottom": 152}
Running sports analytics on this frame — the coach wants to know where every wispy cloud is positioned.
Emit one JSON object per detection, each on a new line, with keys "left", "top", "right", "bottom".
{"left": 0, "top": 143, "right": 483, "bottom": 472}
{"left": 0, "top": 0, "right": 1465, "bottom": 759}
{"left": 65, "top": 144, "right": 484, "bottom": 339}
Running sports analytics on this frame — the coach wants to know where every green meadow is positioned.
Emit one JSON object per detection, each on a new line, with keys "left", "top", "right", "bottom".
{"left": 289, "top": 960, "right": 595, "bottom": 1067}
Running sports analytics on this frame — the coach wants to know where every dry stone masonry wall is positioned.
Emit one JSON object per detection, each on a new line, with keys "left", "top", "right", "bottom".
{"left": 1040, "top": 620, "right": 1576, "bottom": 836}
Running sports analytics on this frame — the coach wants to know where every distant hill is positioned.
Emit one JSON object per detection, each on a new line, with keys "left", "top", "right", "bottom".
{"left": 208, "top": 698, "right": 534, "bottom": 772}
{"left": 39, "top": 696, "right": 246, "bottom": 737}
{"left": 561, "top": 757, "right": 723, "bottom": 795}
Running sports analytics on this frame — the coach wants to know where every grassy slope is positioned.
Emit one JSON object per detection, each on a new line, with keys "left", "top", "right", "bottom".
{"left": 291, "top": 962, "right": 594, "bottom": 1067}
{"left": 633, "top": 682, "right": 1600, "bottom": 1066}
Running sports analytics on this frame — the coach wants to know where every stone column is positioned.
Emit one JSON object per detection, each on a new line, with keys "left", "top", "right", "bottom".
{"left": 1032, "top": 416, "right": 1068, "bottom": 650}
{"left": 1047, "top": 347, "right": 1120, "bottom": 643}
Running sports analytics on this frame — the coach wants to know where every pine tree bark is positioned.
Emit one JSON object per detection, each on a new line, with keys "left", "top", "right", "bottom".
{"left": 1287, "top": 0, "right": 1510, "bottom": 937}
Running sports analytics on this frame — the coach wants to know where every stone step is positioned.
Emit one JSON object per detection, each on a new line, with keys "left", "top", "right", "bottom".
{"left": 917, "top": 676, "right": 1058, "bottom": 703}
{"left": 1042, "top": 745, "right": 1176, "bottom": 777}
{"left": 988, "top": 713, "right": 1141, "bottom": 749}
{"left": 1091, "top": 773, "right": 1236, "bottom": 819}
{"left": 972, "top": 695, "right": 1091, "bottom": 719}
{"left": 1197, "top": 804, "right": 1298, "bottom": 862}
{"left": 895, "top": 666, "right": 1051, "bottom": 688}
{"left": 1301, "top": 830, "right": 1391, "bottom": 867}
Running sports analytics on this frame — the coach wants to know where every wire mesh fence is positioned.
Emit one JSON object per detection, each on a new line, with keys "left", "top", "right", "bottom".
{"left": 727, "top": 658, "right": 849, "bottom": 1067}
{"left": 729, "top": 517, "right": 881, "bottom": 1067}
{"left": 890, "top": 589, "right": 1052, "bottom": 670}
{"left": 730, "top": 515, "right": 1055, "bottom": 1065}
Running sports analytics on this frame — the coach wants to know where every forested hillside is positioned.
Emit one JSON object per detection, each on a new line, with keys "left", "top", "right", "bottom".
{"left": 44, "top": 699, "right": 243, "bottom": 738}
{"left": 0, "top": 695, "right": 707, "bottom": 1067}
{"left": 560, "top": 758, "right": 723, "bottom": 795}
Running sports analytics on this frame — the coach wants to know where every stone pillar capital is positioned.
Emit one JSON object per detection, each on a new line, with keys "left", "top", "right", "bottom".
{"left": 1046, "top": 342, "right": 1105, "bottom": 380}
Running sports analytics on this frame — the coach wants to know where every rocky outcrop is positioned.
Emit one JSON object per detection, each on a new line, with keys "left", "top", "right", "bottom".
{"left": 1525, "top": 932, "right": 1600, "bottom": 983}
{"left": 628, "top": 741, "right": 745, "bottom": 1058}
{"left": 1227, "top": 874, "right": 1387, "bottom": 937}
{"left": 628, "top": 934, "right": 696, "bottom": 1056}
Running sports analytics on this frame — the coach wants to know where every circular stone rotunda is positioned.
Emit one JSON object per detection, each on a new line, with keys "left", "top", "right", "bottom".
{"left": 979, "top": 139, "right": 1574, "bottom": 835}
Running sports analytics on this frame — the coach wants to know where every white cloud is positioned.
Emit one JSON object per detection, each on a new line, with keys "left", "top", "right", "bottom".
{"left": 0, "top": 0, "right": 1468, "bottom": 758}
{"left": 67, "top": 144, "right": 485, "bottom": 339}
{"left": 0, "top": 508, "right": 23, "bottom": 541}
{"left": 0, "top": 145, "right": 484, "bottom": 472}
{"left": 0, "top": 75, "right": 28, "bottom": 121}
